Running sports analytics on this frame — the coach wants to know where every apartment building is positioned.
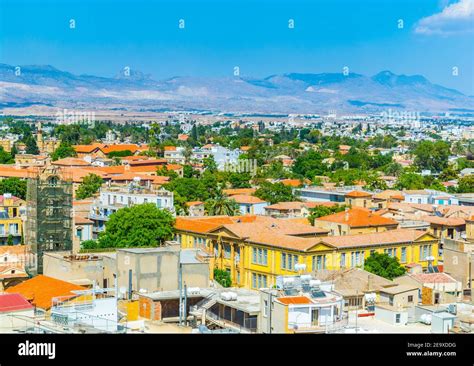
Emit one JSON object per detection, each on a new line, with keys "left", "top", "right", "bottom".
{"left": 89, "top": 186, "right": 174, "bottom": 238}
{"left": 0, "top": 194, "right": 25, "bottom": 245}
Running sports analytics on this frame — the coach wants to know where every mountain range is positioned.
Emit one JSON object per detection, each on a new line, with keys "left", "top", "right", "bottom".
{"left": 1, "top": 64, "right": 473, "bottom": 114}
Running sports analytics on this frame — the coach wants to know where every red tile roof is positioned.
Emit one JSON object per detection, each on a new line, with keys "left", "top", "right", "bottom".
{"left": 316, "top": 207, "right": 399, "bottom": 228}
{"left": 0, "top": 293, "right": 33, "bottom": 313}
{"left": 230, "top": 194, "right": 267, "bottom": 204}
{"left": 346, "top": 190, "right": 372, "bottom": 198}
{"left": 277, "top": 296, "right": 313, "bottom": 305}
{"left": 6, "top": 275, "right": 86, "bottom": 310}
{"left": 410, "top": 273, "right": 458, "bottom": 284}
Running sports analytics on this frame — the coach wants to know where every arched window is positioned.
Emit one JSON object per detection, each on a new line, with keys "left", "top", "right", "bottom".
{"left": 48, "top": 176, "right": 59, "bottom": 186}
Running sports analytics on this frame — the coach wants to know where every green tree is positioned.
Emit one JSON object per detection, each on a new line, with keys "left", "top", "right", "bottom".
{"left": 457, "top": 176, "right": 474, "bottom": 193}
{"left": 292, "top": 150, "right": 326, "bottom": 179}
{"left": 156, "top": 166, "right": 179, "bottom": 180}
{"left": 51, "top": 142, "right": 77, "bottom": 161}
{"left": 81, "top": 240, "right": 99, "bottom": 250}
{"left": 0, "top": 146, "right": 14, "bottom": 164}
{"left": 98, "top": 203, "right": 175, "bottom": 248}
{"left": 205, "top": 190, "right": 240, "bottom": 216}
{"left": 438, "top": 167, "right": 459, "bottom": 181}
{"left": 395, "top": 172, "right": 425, "bottom": 190}
{"left": 24, "top": 134, "right": 39, "bottom": 155}
{"left": 228, "top": 172, "right": 251, "bottom": 188}
{"left": 0, "top": 177, "right": 27, "bottom": 199}
{"left": 6, "top": 234, "right": 14, "bottom": 245}
{"left": 254, "top": 182, "right": 296, "bottom": 204}
{"left": 148, "top": 122, "right": 162, "bottom": 156}
{"left": 107, "top": 150, "right": 133, "bottom": 158}
{"left": 364, "top": 252, "right": 406, "bottom": 280}
{"left": 413, "top": 140, "right": 450, "bottom": 172}
{"left": 203, "top": 156, "right": 218, "bottom": 172}
{"left": 76, "top": 174, "right": 103, "bottom": 200}
{"left": 213, "top": 269, "right": 231, "bottom": 287}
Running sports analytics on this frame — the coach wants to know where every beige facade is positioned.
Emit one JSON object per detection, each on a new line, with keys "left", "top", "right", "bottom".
{"left": 378, "top": 285, "right": 419, "bottom": 308}
{"left": 443, "top": 238, "right": 474, "bottom": 290}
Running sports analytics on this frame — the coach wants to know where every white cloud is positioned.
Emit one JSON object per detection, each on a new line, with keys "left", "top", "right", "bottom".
{"left": 415, "top": 0, "right": 474, "bottom": 35}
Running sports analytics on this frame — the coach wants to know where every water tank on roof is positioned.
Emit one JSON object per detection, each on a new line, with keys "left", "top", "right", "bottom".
{"left": 295, "top": 263, "right": 306, "bottom": 272}
{"left": 300, "top": 275, "right": 312, "bottom": 282}
{"left": 309, "top": 279, "right": 321, "bottom": 287}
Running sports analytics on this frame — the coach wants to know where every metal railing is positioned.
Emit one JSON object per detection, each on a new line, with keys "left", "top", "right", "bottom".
{"left": 205, "top": 310, "right": 258, "bottom": 333}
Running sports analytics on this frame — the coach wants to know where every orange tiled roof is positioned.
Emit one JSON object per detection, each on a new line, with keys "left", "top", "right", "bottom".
{"left": 319, "top": 229, "right": 433, "bottom": 249}
{"left": 101, "top": 144, "right": 141, "bottom": 154}
{"left": 223, "top": 188, "right": 256, "bottom": 196}
{"left": 280, "top": 179, "right": 305, "bottom": 187}
{"left": 277, "top": 296, "right": 313, "bottom": 305}
{"left": 166, "top": 164, "right": 183, "bottom": 171}
{"left": 129, "top": 158, "right": 167, "bottom": 166}
{"left": 185, "top": 201, "right": 204, "bottom": 207}
{"left": 52, "top": 158, "right": 91, "bottom": 167}
{"left": 303, "top": 202, "right": 338, "bottom": 209}
{"left": 164, "top": 146, "right": 177, "bottom": 151}
{"left": 74, "top": 215, "right": 93, "bottom": 225}
{"left": 178, "top": 134, "right": 189, "bottom": 141}
{"left": 409, "top": 273, "right": 457, "bottom": 284}
{"left": 265, "top": 202, "right": 306, "bottom": 211}
{"left": 229, "top": 194, "right": 266, "bottom": 204}
{"left": 5, "top": 275, "right": 86, "bottom": 310}
{"left": 420, "top": 215, "right": 465, "bottom": 227}
{"left": 316, "top": 207, "right": 399, "bottom": 228}
{"left": 61, "top": 167, "right": 107, "bottom": 183}
{"left": 175, "top": 215, "right": 258, "bottom": 234}
{"left": 0, "top": 165, "right": 38, "bottom": 179}
{"left": 97, "top": 165, "right": 126, "bottom": 175}
{"left": 0, "top": 245, "right": 28, "bottom": 257}
{"left": 346, "top": 190, "right": 372, "bottom": 198}
{"left": 73, "top": 143, "right": 104, "bottom": 153}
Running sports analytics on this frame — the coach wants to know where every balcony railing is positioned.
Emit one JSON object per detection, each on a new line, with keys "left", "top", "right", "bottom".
{"left": 205, "top": 310, "right": 258, "bottom": 333}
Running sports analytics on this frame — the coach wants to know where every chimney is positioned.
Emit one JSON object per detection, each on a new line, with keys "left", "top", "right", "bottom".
{"left": 345, "top": 208, "right": 349, "bottom": 222}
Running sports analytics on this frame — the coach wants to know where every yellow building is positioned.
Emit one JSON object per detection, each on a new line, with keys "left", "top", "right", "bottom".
{"left": 36, "top": 123, "right": 61, "bottom": 155}
{"left": 174, "top": 215, "right": 439, "bottom": 290}
{"left": 314, "top": 207, "right": 399, "bottom": 236}
{"left": 0, "top": 194, "right": 25, "bottom": 245}
{"left": 467, "top": 215, "right": 474, "bottom": 242}
{"left": 344, "top": 190, "right": 372, "bottom": 208}
{"left": 0, "top": 139, "right": 12, "bottom": 153}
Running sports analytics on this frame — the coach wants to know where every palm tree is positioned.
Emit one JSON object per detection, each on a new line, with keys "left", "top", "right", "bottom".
{"left": 205, "top": 190, "right": 240, "bottom": 216}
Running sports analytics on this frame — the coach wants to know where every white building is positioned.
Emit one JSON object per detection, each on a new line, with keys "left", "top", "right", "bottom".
{"left": 192, "top": 144, "right": 241, "bottom": 171}
{"left": 89, "top": 185, "right": 174, "bottom": 238}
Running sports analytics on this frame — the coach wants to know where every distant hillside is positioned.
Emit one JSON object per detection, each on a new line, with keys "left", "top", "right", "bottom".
{"left": 1, "top": 64, "right": 473, "bottom": 114}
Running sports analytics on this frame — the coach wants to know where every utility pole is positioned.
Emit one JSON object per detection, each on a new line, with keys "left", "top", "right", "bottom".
{"left": 355, "top": 289, "right": 358, "bottom": 334}
{"left": 178, "top": 263, "right": 183, "bottom": 326}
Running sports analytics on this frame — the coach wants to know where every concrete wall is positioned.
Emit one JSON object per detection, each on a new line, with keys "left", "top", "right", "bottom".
{"left": 182, "top": 262, "right": 209, "bottom": 289}
{"left": 375, "top": 306, "right": 408, "bottom": 325}
{"left": 0, "top": 309, "right": 35, "bottom": 331}
{"left": 443, "top": 242, "right": 474, "bottom": 289}
{"left": 43, "top": 252, "right": 104, "bottom": 286}
{"left": 116, "top": 248, "right": 180, "bottom": 295}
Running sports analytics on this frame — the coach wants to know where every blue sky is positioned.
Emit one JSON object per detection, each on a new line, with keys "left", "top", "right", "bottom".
{"left": 1, "top": 0, "right": 473, "bottom": 94}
